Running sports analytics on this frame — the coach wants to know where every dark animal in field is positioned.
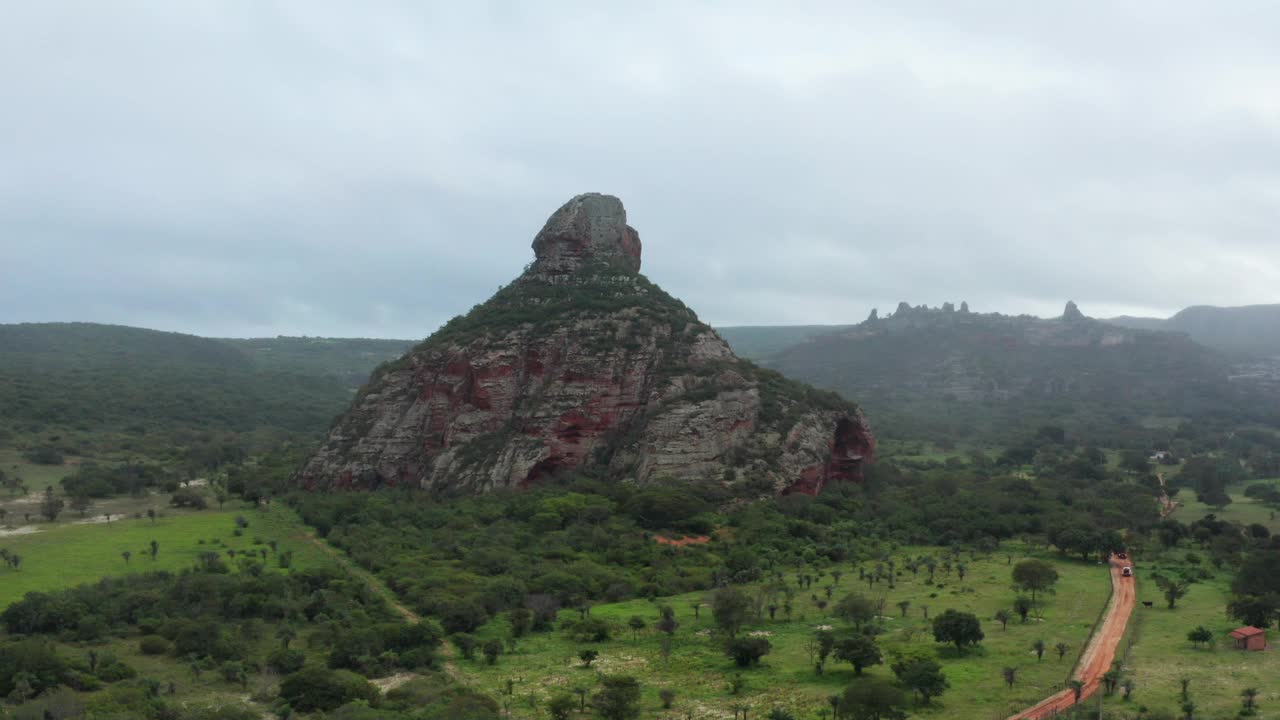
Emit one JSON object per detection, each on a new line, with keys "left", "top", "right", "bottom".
{"left": 1142, "top": 601, "right": 1154, "bottom": 608}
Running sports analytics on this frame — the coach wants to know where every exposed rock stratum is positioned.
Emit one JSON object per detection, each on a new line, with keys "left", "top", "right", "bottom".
{"left": 298, "top": 193, "right": 872, "bottom": 494}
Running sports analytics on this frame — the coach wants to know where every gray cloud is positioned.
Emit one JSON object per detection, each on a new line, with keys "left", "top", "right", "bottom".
{"left": 3, "top": 2, "right": 1279, "bottom": 338}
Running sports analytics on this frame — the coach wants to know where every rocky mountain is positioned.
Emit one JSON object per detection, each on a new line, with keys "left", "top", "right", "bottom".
{"left": 298, "top": 193, "right": 873, "bottom": 495}
{"left": 761, "top": 301, "right": 1253, "bottom": 443}
{"left": 1107, "top": 304, "right": 1280, "bottom": 357}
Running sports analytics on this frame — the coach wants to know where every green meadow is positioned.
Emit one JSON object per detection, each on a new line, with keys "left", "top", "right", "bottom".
{"left": 1176, "top": 478, "right": 1280, "bottom": 534}
{"left": 1121, "top": 559, "right": 1280, "bottom": 718}
{"left": 0, "top": 503, "right": 330, "bottom": 608}
{"left": 451, "top": 547, "right": 1111, "bottom": 720}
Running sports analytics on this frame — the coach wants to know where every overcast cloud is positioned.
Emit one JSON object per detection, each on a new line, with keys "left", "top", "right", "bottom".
{"left": 3, "top": 2, "right": 1279, "bottom": 339}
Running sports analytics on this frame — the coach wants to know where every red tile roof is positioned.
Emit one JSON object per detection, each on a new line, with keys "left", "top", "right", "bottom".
{"left": 1230, "top": 626, "right": 1265, "bottom": 638}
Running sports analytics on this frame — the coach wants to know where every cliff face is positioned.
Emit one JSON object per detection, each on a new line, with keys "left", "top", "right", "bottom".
{"left": 298, "top": 193, "right": 872, "bottom": 495}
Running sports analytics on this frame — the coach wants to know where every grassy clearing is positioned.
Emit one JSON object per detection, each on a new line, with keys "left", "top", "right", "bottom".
{"left": 0, "top": 503, "right": 330, "bottom": 608}
{"left": 0, "top": 501, "right": 343, "bottom": 713}
{"left": 454, "top": 547, "right": 1110, "bottom": 720}
{"left": 1121, "top": 555, "right": 1280, "bottom": 719}
{"left": 1175, "top": 479, "right": 1280, "bottom": 534}
{"left": 0, "top": 448, "right": 77, "bottom": 493}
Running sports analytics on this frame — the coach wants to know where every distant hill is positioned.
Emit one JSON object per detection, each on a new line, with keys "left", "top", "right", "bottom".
{"left": 221, "top": 336, "right": 414, "bottom": 387}
{"left": 0, "top": 323, "right": 412, "bottom": 444}
{"left": 761, "top": 302, "right": 1269, "bottom": 444}
{"left": 715, "top": 325, "right": 855, "bottom": 361}
{"left": 1107, "top": 304, "right": 1280, "bottom": 356}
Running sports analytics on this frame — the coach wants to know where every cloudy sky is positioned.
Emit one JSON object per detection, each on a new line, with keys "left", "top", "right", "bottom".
{"left": 3, "top": 2, "right": 1279, "bottom": 339}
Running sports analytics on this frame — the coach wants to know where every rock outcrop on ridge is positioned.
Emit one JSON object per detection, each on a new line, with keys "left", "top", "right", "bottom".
{"left": 297, "top": 193, "right": 873, "bottom": 495}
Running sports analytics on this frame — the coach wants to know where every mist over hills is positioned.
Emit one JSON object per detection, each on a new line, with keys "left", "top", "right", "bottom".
{"left": 719, "top": 302, "right": 1279, "bottom": 444}
{"left": 1106, "top": 304, "right": 1280, "bottom": 356}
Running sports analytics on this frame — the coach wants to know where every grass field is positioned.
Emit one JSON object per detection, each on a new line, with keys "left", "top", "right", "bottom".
{"left": 451, "top": 547, "right": 1111, "bottom": 720}
{"left": 0, "top": 448, "right": 77, "bottom": 493}
{"left": 0, "top": 501, "right": 349, "bottom": 716}
{"left": 0, "top": 502, "right": 330, "bottom": 608}
{"left": 1121, "top": 554, "right": 1280, "bottom": 719}
{"left": 1176, "top": 479, "right": 1280, "bottom": 535}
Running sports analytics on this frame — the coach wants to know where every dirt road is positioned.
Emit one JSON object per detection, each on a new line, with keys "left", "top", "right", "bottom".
{"left": 1157, "top": 473, "right": 1179, "bottom": 518}
{"left": 1006, "top": 555, "right": 1136, "bottom": 720}
{"left": 299, "top": 533, "right": 464, "bottom": 680}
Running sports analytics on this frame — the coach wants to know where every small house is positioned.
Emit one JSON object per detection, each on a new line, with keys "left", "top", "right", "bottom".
{"left": 1229, "top": 626, "right": 1267, "bottom": 651}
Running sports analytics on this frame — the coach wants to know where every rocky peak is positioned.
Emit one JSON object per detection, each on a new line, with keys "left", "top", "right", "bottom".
{"left": 298, "top": 194, "right": 873, "bottom": 496}
{"left": 1063, "top": 301, "right": 1086, "bottom": 322}
{"left": 531, "top": 193, "right": 642, "bottom": 275}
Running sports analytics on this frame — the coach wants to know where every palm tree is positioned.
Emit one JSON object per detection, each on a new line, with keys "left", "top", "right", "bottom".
{"left": 1067, "top": 680, "right": 1084, "bottom": 704}
{"left": 995, "top": 610, "right": 1010, "bottom": 630}
{"left": 1103, "top": 669, "right": 1121, "bottom": 695}
{"left": 1242, "top": 687, "right": 1259, "bottom": 712}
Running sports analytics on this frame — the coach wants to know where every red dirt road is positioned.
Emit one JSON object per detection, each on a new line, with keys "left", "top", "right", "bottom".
{"left": 1006, "top": 556, "right": 1136, "bottom": 719}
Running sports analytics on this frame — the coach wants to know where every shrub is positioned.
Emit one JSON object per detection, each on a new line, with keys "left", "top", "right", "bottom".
{"left": 95, "top": 658, "right": 138, "bottom": 682}
{"left": 567, "top": 617, "right": 612, "bottom": 643}
{"left": 726, "top": 637, "right": 772, "bottom": 667}
{"left": 279, "top": 666, "right": 379, "bottom": 713}
{"left": 266, "top": 647, "right": 306, "bottom": 674}
{"left": 138, "top": 635, "right": 171, "bottom": 656}
{"left": 170, "top": 489, "right": 208, "bottom": 509}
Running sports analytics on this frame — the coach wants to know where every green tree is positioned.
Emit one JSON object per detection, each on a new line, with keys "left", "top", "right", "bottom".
{"left": 1067, "top": 679, "right": 1084, "bottom": 704}
{"left": 69, "top": 495, "right": 93, "bottom": 519}
{"left": 834, "top": 593, "right": 877, "bottom": 628}
{"left": 593, "top": 675, "right": 642, "bottom": 720}
{"left": 453, "top": 633, "right": 478, "bottom": 660}
{"left": 838, "top": 677, "right": 908, "bottom": 720}
{"left": 39, "top": 487, "right": 63, "bottom": 523}
{"left": 278, "top": 666, "right": 378, "bottom": 713}
{"left": 1002, "top": 667, "right": 1017, "bottom": 689}
{"left": 1013, "top": 595, "right": 1033, "bottom": 623}
{"left": 1032, "top": 639, "right": 1045, "bottom": 661}
{"left": 627, "top": 615, "right": 646, "bottom": 641}
{"left": 890, "top": 653, "right": 948, "bottom": 705}
{"left": 659, "top": 688, "right": 676, "bottom": 709}
{"left": 994, "top": 609, "right": 1010, "bottom": 630}
{"left": 510, "top": 608, "right": 533, "bottom": 638}
{"left": 1242, "top": 687, "right": 1259, "bottom": 713}
{"left": 1012, "top": 559, "right": 1060, "bottom": 606}
{"left": 579, "top": 649, "right": 599, "bottom": 668}
{"left": 1153, "top": 574, "right": 1192, "bottom": 609}
{"left": 712, "top": 587, "right": 752, "bottom": 638}
{"left": 834, "top": 634, "right": 882, "bottom": 675}
{"left": 726, "top": 637, "right": 771, "bottom": 668}
{"left": 482, "top": 638, "right": 503, "bottom": 665}
{"left": 1187, "top": 626, "right": 1213, "bottom": 648}
{"left": 1227, "top": 594, "right": 1280, "bottom": 629}
{"left": 932, "top": 610, "right": 984, "bottom": 653}
{"left": 547, "top": 692, "right": 576, "bottom": 720}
